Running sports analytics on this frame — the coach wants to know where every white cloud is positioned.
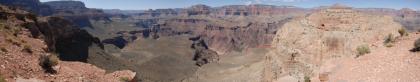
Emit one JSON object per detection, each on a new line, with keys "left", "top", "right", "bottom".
{"left": 244, "top": 1, "right": 253, "bottom": 5}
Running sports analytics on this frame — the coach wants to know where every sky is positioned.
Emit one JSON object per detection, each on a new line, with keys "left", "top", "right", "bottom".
{"left": 39, "top": 0, "right": 420, "bottom": 10}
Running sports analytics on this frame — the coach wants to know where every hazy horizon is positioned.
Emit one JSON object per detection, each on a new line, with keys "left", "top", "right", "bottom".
{"left": 39, "top": 0, "right": 420, "bottom": 10}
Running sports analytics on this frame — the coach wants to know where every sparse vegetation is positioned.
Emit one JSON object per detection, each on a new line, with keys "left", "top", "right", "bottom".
{"left": 0, "top": 47, "right": 7, "bottom": 53}
{"left": 304, "top": 76, "right": 311, "bottom": 82}
{"left": 398, "top": 28, "right": 408, "bottom": 36}
{"left": 356, "top": 44, "right": 370, "bottom": 58}
{"left": 6, "top": 37, "right": 22, "bottom": 47}
{"left": 39, "top": 54, "right": 59, "bottom": 74}
{"left": 119, "top": 77, "right": 130, "bottom": 82}
{"left": 412, "top": 38, "right": 420, "bottom": 52}
{"left": 22, "top": 45, "right": 32, "bottom": 53}
{"left": 384, "top": 34, "right": 395, "bottom": 47}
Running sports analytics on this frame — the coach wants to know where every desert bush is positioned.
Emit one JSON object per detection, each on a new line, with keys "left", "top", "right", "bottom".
{"left": 398, "top": 28, "right": 408, "bottom": 36}
{"left": 22, "top": 45, "right": 32, "bottom": 53}
{"left": 39, "top": 54, "right": 59, "bottom": 73}
{"left": 6, "top": 38, "right": 21, "bottom": 47}
{"left": 0, "top": 47, "right": 7, "bottom": 53}
{"left": 119, "top": 77, "right": 130, "bottom": 82}
{"left": 304, "top": 76, "right": 311, "bottom": 82}
{"left": 356, "top": 44, "right": 370, "bottom": 58}
{"left": 384, "top": 34, "right": 395, "bottom": 47}
{"left": 412, "top": 38, "right": 420, "bottom": 52}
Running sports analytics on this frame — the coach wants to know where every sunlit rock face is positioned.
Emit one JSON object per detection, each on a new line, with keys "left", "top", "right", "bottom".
{"left": 267, "top": 6, "right": 403, "bottom": 81}
{"left": 43, "top": 1, "right": 87, "bottom": 10}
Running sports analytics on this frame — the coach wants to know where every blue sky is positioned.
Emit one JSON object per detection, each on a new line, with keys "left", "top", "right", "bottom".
{"left": 40, "top": 0, "right": 420, "bottom": 10}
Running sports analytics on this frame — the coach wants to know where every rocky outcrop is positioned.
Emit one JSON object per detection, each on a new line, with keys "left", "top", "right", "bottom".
{"left": 0, "top": 4, "right": 103, "bottom": 62}
{"left": 0, "top": 5, "right": 135, "bottom": 82}
{"left": 43, "top": 1, "right": 87, "bottom": 10}
{"left": 43, "top": 1, "right": 110, "bottom": 28}
{"left": 267, "top": 7, "right": 403, "bottom": 81}
{"left": 190, "top": 36, "right": 219, "bottom": 66}
{"left": 34, "top": 17, "right": 103, "bottom": 61}
{"left": 0, "top": 0, "right": 110, "bottom": 28}
{"left": 0, "top": 0, "right": 53, "bottom": 16}
{"left": 0, "top": 4, "right": 133, "bottom": 73}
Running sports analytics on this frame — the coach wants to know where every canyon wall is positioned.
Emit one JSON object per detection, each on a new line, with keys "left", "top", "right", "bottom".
{"left": 0, "top": 5, "right": 135, "bottom": 82}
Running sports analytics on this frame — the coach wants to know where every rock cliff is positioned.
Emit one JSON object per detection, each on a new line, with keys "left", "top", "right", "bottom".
{"left": 0, "top": 5, "right": 135, "bottom": 82}
{"left": 0, "top": 0, "right": 53, "bottom": 16}
{"left": 43, "top": 1, "right": 110, "bottom": 28}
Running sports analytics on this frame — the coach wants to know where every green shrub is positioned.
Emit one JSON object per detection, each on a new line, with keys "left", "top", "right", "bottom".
{"left": 39, "top": 54, "right": 59, "bottom": 73}
{"left": 119, "top": 77, "right": 130, "bottom": 82}
{"left": 384, "top": 34, "right": 395, "bottom": 47}
{"left": 0, "top": 47, "right": 7, "bottom": 53}
{"left": 356, "top": 44, "right": 370, "bottom": 58}
{"left": 22, "top": 45, "right": 32, "bottom": 53}
{"left": 304, "top": 76, "right": 311, "bottom": 82}
{"left": 398, "top": 28, "right": 408, "bottom": 36}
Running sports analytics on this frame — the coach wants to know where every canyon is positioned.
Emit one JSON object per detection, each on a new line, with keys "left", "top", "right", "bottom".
{"left": 0, "top": 0, "right": 420, "bottom": 82}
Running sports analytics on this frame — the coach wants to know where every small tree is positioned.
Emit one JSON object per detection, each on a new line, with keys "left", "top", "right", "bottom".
{"left": 356, "top": 44, "right": 370, "bottom": 58}
{"left": 39, "top": 54, "right": 59, "bottom": 73}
